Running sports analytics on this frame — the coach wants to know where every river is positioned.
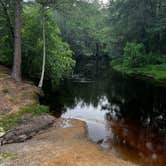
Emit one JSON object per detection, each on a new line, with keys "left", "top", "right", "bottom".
{"left": 41, "top": 63, "right": 166, "bottom": 166}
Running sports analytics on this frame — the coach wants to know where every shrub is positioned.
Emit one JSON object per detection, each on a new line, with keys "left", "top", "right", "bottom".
{"left": 123, "top": 42, "right": 146, "bottom": 67}
{"left": 2, "top": 87, "right": 9, "bottom": 94}
{"left": 111, "top": 57, "right": 123, "bottom": 66}
{"left": 145, "top": 52, "right": 163, "bottom": 65}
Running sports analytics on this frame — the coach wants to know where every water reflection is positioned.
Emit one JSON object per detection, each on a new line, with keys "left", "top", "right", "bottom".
{"left": 105, "top": 113, "right": 166, "bottom": 166}
{"left": 42, "top": 70, "right": 166, "bottom": 166}
{"left": 62, "top": 96, "right": 112, "bottom": 141}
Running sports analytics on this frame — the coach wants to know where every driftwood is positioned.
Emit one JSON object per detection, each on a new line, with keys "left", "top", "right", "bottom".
{"left": 0, "top": 114, "right": 55, "bottom": 145}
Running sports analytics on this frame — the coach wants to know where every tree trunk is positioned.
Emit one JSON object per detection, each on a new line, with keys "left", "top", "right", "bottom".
{"left": 12, "top": 0, "right": 21, "bottom": 81}
{"left": 38, "top": 5, "right": 46, "bottom": 88}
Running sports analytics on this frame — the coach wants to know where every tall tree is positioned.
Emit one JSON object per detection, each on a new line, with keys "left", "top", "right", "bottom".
{"left": 22, "top": 1, "right": 75, "bottom": 86}
{"left": 37, "top": 0, "right": 56, "bottom": 88}
{"left": 12, "top": 0, "right": 22, "bottom": 81}
{"left": 38, "top": 4, "right": 46, "bottom": 88}
{"left": 54, "top": 0, "right": 109, "bottom": 58}
{"left": 108, "top": 0, "right": 166, "bottom": 57}
{"left": 37, "top": 0, "right": 70, "bottom": 87}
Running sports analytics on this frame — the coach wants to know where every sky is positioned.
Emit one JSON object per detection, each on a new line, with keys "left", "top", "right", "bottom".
{"left": 24, "top": 0, "right": 109, "bottom": 3}
{"left": 101, "top": 0, "right": 109, "bottom": 4}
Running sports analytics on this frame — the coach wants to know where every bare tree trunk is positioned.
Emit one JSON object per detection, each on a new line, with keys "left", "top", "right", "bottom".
{"left": 38, "top": 5, "right": 46, "bottom": 88}
{"left": 12, "top": 0, "right": 21, "bottom": 81}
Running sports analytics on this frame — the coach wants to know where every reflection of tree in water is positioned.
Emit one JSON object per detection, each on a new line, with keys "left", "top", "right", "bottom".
{"left": 42, "top": 63, "right": 166, "bottom": 165}
{"left": 104, "top": 73, "right": 166, "bottom": 164}
{"left": 105, "top": 113, "right": 166, "bottom": 166}
{"left": 106, "top": 72, "right": 166, "bottom": 132}
{"left": 60, "top": 79, "right": 108, "bottom": 109}
{"left": 43, "top": 66, "right": 166, "bottom": 133}
{"left": 42, "top": 78, "right": 109, "bottom": 116}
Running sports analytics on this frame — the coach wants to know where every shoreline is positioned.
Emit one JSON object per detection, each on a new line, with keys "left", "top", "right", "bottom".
{"left": 0, "top": 65, "right": 135, "bottom": 166}
{"left": 0, "top": 118, "right": 135, "bottom": 166}
{"left": 111, "top": 63, "right": 166, "bottom": 86}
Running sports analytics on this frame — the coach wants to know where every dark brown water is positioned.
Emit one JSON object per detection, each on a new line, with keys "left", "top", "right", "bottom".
{"left": 42, "top": 69, "right": 166, "bottom": 166}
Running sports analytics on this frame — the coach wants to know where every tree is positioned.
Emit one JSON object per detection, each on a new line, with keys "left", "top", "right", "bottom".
{"left": 22, "top": 2, "right": 75, "bottom": 86}
{"left": 12, "top": 0, "right": 22, "bottom": 81}
{"left": 0, "top": 0, "right": 14, "bottom": 65}
{"left": 38, "top": 4, "right": 46, "bottom": 88}
{"left": 0, "top": 0, "right": 14, "bottom": 45}
{"left": 108, "top": 0, "right": 166, "bottom": 57}
{"left": 37, "top": 0, "right": 68, "bottom": 88}
{"left": 53, "top": 0, "right": 109, "bottom": 58}
{"left": 36, "top": 0, "right": 52, "bottom": 88}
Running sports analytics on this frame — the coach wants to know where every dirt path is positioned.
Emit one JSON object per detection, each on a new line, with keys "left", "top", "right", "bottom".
{"left": 0, "top": 119, "right": 136, "bottom": 166}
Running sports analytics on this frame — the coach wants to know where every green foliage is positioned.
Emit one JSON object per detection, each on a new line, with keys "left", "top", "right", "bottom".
{"left": 0, "top": 35, "right": 12, "bottom": 65}
{"left": 19, "top": 104, "right": 49, "bottom": 115}
{"left": 2, "top": 87, "right": 9, "bottom": 94}
{"left": 138, "top": 63, "right": 166, "bottom": 80}
{"left": 122, "top": 42, "right": 165, "bottom": 68}
{"left": 0, "top": 104, "right": 49, "bottom": 131}
{"left": 145, "top": 53, "right": 164, "bottom": 65}
{"left": 0, "top": 0, "right": 13, "bottom": 66}
{"left": 22, "top": 3, "right": 75, "bottom": 85}
{"left": 54, "top": 0, "right": 109, "bottom": 57}
{"left": 111, "top": 57, "right": 123, "bottom": 67}
{"left": 0, "top": 0, "right": 165, "bottom": 84}
{"left": 112, "top": 61, "right": 166, "bottom": 81}
{"left": 123, "top": 42, "right": 146, "bottom": 67}
{"left": 0, "top": 1, "right": 75, "bottom": 86}
{"left": 0, "top": 0, "right": 110, "bottom": 85}
{"left": 0, "top": 152, "right": 16, "bottom": 159}
{"left": 108, "top": 0, "right": 166, "bottom": 57}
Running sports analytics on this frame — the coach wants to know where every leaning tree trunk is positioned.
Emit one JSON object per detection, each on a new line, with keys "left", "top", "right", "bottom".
{"left": 38, "top": 5, "right": 46, "bottom": 88}
{"left": 12, "top": 0, "right": 22, "bottom": 82}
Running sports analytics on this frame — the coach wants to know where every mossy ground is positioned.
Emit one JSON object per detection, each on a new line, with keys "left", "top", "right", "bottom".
{"left": 0, "top": 104, "right": 49, "bottom": 131}
{"left": 111, "top": 59, "right": 166, "bottom": 84}
{"left": 0, "top": 152, "right": 16, "bottom": 159}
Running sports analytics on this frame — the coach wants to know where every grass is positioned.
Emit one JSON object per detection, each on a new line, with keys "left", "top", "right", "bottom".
{"left": 111, "top": 58, "right": 166, "bottom": 82}
{"left": 0, "top": 104, "right": 49, "bottom": 131}
{"left": 2, "top": 87, "right": 9, "bottom": 94}
{"left": 137, "top": 63, "right": 166, "bottom": 79}
{"left": 0, "top": 152, "right": 16, "bottom": 159}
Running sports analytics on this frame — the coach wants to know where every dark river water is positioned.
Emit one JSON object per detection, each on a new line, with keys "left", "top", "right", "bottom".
{"left": 42, "top": 67, "right": 166, "bottom": 166}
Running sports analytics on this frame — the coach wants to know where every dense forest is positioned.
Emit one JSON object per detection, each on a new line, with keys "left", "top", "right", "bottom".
{"left": 0, "top": 0, "right": 166, "bottom": 85}
{"left": 109, "top": 0, "right": 166, "bottom": 79}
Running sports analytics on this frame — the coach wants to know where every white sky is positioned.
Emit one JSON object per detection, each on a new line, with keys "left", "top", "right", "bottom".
{"left": 101, "top": 0, "right": 109, "bottom": 4}
{"left": 24, "top": 0, "right": 109, "bottom": 3}
{"left": 23, "top": 0, "right": 110, "bottom": 6}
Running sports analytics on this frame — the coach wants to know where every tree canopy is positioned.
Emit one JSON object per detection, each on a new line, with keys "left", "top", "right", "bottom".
{"left": 108, "top": 0, "right": 166, "bottom": 57}
{"left": 0, "top": 0, "right": 165, "bottom": 84}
